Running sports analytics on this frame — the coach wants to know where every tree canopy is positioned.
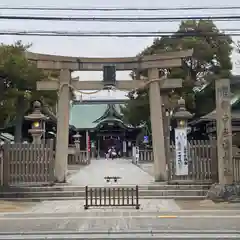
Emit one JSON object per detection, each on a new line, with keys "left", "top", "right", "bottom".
{"left": 0, "top": 41, "right": 58, "bottom": 141}
{"left": 121, "top": 20, "right": 233, "bottom": 127}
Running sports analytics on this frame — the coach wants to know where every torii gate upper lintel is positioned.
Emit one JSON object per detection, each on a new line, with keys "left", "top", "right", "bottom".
{"left": 28, "top": 49, "right": 193, "bottom": 183}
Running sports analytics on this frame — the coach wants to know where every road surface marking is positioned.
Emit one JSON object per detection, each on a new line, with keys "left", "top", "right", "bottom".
{"left": 158, "top": 215, "right": 177, "bottom": 218}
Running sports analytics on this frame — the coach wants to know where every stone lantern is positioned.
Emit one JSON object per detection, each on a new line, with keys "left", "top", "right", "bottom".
{"left": 173, "top": 97, "right": 193, "bottom": 128}
{"left": 73, "top": 132, "right": 81, "bottom": 150}
{"left": 24, "top": 101, "right": 48, "bottom": 144}
{"left": 172, "top": 97, "right": 193, "bottom": 177}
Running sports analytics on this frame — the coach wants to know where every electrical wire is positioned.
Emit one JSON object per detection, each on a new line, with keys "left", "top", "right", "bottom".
{"left": 0, "top": 6, "right": 240, "bottom": 11}
{"left": 4, "top": 29, "right": 238, "bottom": 34}
{"left": 0, "top": 30, "right": 240, "bottom": 37}
{"left": 0, "top": 15, "right": 240, "bottom": 22}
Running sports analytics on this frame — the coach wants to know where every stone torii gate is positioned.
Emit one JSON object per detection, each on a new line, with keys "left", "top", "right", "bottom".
{"left": 26, "top": 49, "right": 193, "bottom": 183}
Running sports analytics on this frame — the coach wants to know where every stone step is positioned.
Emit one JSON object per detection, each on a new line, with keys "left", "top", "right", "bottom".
{"left": 1, "top": 184, "right": 210, "bottom": 193}
{"left": 0, "top": 195, "right": 205, "bottom": 201}
{"left": 0, "top": 189, "right": 207, "bottom": 198}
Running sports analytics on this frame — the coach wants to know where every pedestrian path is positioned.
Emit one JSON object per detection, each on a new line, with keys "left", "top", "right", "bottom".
{"left": 67, "top": 158, "right": 154, "bottom": 186}
{"left": 27, "top": 199, "right": 180, "bottom": 213}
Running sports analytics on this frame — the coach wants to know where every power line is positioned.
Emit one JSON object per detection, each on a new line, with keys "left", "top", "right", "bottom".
{"left": 1, "top": 30, "right": 240, "bottom": 37}
{"left": 3, "top": 29, "right": 238, "bottom": 34}
{"left": 0, "top": 15, "right": 240, "bottom": 22}
{"left": 0, "top": 6, "right": 240, "bottom": 11}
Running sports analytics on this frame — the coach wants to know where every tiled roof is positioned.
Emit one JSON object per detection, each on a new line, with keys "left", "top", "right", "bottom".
{"left": 201, "top": 93, "right": 240, "bottom": 120}
{"left": 69, "top": 104, "right": 108, "bottom": 129}
{"left": 69, "top": 103, "right": 133, "bottom": 129}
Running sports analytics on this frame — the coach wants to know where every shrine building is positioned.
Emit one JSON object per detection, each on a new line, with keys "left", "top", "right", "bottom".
{"left": 69, "top": 102, "right": 142, "bottom": 157}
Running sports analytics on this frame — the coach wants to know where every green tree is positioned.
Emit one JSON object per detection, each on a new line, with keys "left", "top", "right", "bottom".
{"left": 0, "top": 41, "right": 58, "bottom": 141}
{"left": 121, "top": 20, "right": 233, "bottom": 127}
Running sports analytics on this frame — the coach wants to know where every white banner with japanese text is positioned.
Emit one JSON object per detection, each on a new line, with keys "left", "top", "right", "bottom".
{"left": 174, "top": 128, "right": 188, "bottom": 176}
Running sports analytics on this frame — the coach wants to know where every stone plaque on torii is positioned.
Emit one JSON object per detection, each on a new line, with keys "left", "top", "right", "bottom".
{"left": 26, "top": 49, "right": 193, "bottom": 183}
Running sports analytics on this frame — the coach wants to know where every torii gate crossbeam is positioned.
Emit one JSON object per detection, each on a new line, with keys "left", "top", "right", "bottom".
{"left": 27, "top": 49, "right": 193, "bottom": 183}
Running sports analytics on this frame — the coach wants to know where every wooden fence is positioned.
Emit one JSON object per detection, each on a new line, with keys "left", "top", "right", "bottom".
{"left": 1, "top": 141, "right": 55, "bottom": 186}
{"left": 232, "top": 146, "right": 240, "bottom": 183}
{"left": 0, "top": 146, "right": 3, "bottom": 186}
{"left": 68, "top": 151, "right": 90, "bottom": 165}
{"left": 168, "top": 140, "right": 217, "bottom": 183}
{"left": 136, "top": 139, "right": 217, "bottom": 183}
{"left": 137, "top": 139, "right": 240, "bottom": 183}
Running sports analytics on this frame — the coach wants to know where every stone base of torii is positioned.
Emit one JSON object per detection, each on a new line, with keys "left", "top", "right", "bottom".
{"left": 26, "top": 49, "right": 198, "bottom": 183}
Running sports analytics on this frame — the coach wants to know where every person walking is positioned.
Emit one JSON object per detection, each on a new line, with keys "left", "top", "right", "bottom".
{"left": 110, "top": 146, "right": 117, "bottom": 160}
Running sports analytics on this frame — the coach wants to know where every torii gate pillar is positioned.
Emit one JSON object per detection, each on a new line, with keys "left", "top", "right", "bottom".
{"left": 148, "top": 68, "right": 167, "bottom": 181}
{"left": 54, "top": 70, "right": 71, "bottom": 182}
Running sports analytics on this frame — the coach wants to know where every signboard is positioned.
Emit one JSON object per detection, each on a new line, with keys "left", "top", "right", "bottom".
{"left": 143, "top": 136, "right": 149, "bottom": 143}
{"left": 174, "top": 128, "right": 188, "bottom": 176}
{"left": 88, "top": 136, "right": 91, "bottom": 152}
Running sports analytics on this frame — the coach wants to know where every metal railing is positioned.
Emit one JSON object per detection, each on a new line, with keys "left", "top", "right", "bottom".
{"left": 84, "top": 186, "right": 140, "bottom": 210}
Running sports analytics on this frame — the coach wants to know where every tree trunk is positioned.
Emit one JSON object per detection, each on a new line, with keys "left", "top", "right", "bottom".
{"left": 14, "top": 96, "right": 26, "bottom": 142}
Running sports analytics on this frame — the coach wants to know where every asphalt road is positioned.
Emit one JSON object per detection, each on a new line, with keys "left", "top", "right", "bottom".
{"left": 0, "top": 211, "right": 240, "bottom": 239}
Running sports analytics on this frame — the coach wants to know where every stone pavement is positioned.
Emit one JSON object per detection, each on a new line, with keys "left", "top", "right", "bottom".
{"left": 67, "top": 158, "right": 154, "bottom": 186}
{"left": 26, "top": 199, "right": 181, "bottom": 213}
{"left": 0, "top": 212, "right": 239, "bottom": 234}
{"left": 0, "top": 201, "right": 32, "bottom": 213}
{"left": 137, "top": 162, "right": 154, "bottom": 176}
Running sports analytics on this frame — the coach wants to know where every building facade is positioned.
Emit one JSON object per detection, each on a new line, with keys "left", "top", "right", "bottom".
{"left": 69, "top": 102, "right": 142, "bottom": 157}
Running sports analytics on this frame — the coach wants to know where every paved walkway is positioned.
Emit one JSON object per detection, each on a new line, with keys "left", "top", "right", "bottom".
{"left": 26, "top": 199, "right": 181, "bottom": 213}
{"left": 137, "top": 163, "right": 154, "bottom": 176}
{"left": 67, "top": 158, "right": 154, "bottom": 186}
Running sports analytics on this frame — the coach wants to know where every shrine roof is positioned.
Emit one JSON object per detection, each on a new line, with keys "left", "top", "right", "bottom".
{"left": 201, "top": 92, "right": 240, "bottom": 120}
{"left": 69, "top": 103, "right": 126, "bottom": 129}
{"left": 189, "top": 92, "right": 240, "bottom": 126}
{"left": 69, "top": 104, "right": 108, "bottom": 129}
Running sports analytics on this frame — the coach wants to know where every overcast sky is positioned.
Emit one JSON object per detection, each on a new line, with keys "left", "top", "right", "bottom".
{"left": 0, "top": 0, "right": 240, "bottom": 99}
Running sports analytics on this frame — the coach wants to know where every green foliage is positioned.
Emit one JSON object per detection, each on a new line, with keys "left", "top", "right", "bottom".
{"left": 0, "top": 41, "right": 58, "bottom": 130}
{"left": 122, "top": 20, "right": 233, "bottom": 126}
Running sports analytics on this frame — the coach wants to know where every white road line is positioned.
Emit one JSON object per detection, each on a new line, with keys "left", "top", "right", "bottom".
{"left": 0, "top": 215, "right": 240, "bottom": 220}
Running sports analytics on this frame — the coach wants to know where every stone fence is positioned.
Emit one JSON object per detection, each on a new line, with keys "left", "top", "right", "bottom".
{"left": 68, "top": 144, "right": 90, "bottom": 165}
{"left": 68, "top": 151, "right": 90, "bottom": 165}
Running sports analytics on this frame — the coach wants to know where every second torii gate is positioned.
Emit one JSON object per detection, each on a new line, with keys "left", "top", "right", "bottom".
{"left": 26, "top": 49, "right": 193, "bottom": 183}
